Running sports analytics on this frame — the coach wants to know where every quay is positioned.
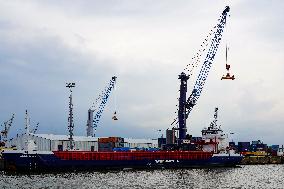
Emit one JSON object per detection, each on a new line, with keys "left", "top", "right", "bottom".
{"left": 241, "top": 156, "right": 284, "bottom": 165}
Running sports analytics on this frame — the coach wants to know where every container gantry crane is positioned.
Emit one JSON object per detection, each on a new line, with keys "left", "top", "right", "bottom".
{"left": 86, "top": 76, "right": 117, "bottom": 137}
{"left": 172, "top": 6, "right": 230, "bottom": 144}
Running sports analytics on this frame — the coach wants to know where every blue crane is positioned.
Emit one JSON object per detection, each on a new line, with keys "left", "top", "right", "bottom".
{"left": 86, "top": 76, "right": 117, "bottom": 137}
{"left": 174, "top": 6, "right": 230, "bottom": 143}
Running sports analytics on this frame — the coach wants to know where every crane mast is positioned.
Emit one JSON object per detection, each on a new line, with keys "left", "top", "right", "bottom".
{"left": 66, "top": 82, "right": 75, "bottom": 150}
{"left": 177, "top": 6, "right": 230, "bottom": 143}
{"left": 87, "top": 76, "right": 117, "bottom": 137}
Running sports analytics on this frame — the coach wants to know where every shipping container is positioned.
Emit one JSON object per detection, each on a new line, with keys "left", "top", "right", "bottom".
{"left": 229, "top": 142, "right": 236, "bottom": 147}
{"left": 98, "top": 137, "right": 124, "bottom": 143}
{"left": 191, "top": 137, "right": 202, "bottom": 142}
{"left": 238, "top": 142, "right": 250, "bottom": 152}
{"left": 271, "top": 145, "right": 279, "bottom": 151}
{"left": 158, "top": 138, "right": 166, "bottom": 148}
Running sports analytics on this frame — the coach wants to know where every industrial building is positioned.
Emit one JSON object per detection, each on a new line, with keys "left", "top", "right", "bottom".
{"left": 7, "top": 133, "right": 98, "bottom": 151}
{"left": 6, "top": 133, "right": 158, "bottom": 151}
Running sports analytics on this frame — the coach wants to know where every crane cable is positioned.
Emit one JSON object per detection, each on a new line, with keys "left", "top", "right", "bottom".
{"left": 112, "top": 78, "right": 118, "bottom": 120}
{"left": 171, "top": 27, "right": 216, "bottom": 126}
{"left": 221, "top": 11, "right": 235, "bottom": 80}
{"left": 226, "top": 13, "right": 229, "bottom": 66}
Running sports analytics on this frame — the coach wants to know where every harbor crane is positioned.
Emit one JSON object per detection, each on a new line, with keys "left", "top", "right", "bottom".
{"left": 86, "top": 76, "right": 117, "bottom": 137}
{"left": 1, "top": 113, "right": 15, "bottom": 143}
{"left": 171, "top": 6, "right": 231, "bottom": 144}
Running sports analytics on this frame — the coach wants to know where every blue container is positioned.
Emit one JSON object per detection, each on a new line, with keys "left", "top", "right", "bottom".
{"left": 113, "top": 147, "right": 130, "bottom": 152}
{"left": 191, "top": 137, "right": 202, "bottom": 142}
{"left": 271, "top": 145, "right": 279, "bottom": 151}
{"left": 158, "top": 138, "right": 166, "bottom": 148}
{"left": 238, "top": 142, "right": 250, "bottom": 152}
{"left": 229, "top": 142, "right": 236, "bottom": 147}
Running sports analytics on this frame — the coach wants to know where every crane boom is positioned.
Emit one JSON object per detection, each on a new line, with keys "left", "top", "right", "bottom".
{"left": 185, "top": 6, "right": 230, "bottom": 117}
{"left": 87, "top": 76, "right": 117, "bottom": 136}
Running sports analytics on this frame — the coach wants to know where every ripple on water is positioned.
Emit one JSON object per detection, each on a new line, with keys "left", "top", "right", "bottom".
{"left": 0, "top": 165, "right": 283, "bottom": 189}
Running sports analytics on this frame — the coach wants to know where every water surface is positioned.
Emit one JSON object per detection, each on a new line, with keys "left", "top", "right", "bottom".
{"left": 0, "top": 165, "right": 283, "bottom": 188}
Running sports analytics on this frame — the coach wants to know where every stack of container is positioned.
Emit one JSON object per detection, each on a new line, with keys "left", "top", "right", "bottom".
{"left": 158, "top": 138, "right": 166, "bottom": 148}
{"left": 269, "top": 145, "right": 280, "bottom": 156}
{"left": 191, "top": 137, "right": 202, "bottom": 143}
{"left": 229, "top": 142, "right": 236, "bottom": 149}
{"left": 251, "top": 140, "right": 267, "bottom": 152}
{"left": 238, "top": 142, "right": 250, "bottom": 152}
{"left": 98, "top": 137, "right": 124, "bottom": 152}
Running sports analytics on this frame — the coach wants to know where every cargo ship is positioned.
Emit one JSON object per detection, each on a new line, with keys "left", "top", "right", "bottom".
{"left": 2, "top": 148, "right": 242, "bottom": 172}
{"left": 1, "top": 6, "right": 243, "bottom": 172}
{"left": 2, "top": 107, "right": 242, "bottom": 172}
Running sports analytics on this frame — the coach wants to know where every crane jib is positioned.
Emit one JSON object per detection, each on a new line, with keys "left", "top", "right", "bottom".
{"left": 172, "top": 6, "right": 230, "bottom": 127}
{"left": 187, "top": 6, "right": 229, "bottom": 109}
{"left": 92, "top": 77, "right": 117, "bottom": 129}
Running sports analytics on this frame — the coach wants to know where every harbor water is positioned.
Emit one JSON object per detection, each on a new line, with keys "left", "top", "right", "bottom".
{"left": 0, "top": 165, "right": 283, "bottom": 188}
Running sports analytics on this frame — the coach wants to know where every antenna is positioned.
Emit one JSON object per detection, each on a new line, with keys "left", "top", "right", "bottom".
{"left": 66, "top": 82, "right": 75, "bottom": 150}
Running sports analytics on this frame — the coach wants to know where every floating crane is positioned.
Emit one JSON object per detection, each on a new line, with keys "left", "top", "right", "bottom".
{"left": 171, "top": 6, "right": 231, "bottom": 144}
{"left": 86, "top": 76, "right": 117, "bottom": 137}
{"left": 1, "top": 113, "right": 15, "bottom": 143}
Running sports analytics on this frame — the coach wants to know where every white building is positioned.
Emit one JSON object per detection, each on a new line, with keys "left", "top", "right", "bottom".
{"left": 7, "top": 134, "right": 158, "bottom": 151}
{"left": 7, "top": 133, "right": 98, "bottom": 151}
{"left": 123, "top": 138, "right": 158, "bottom": 149}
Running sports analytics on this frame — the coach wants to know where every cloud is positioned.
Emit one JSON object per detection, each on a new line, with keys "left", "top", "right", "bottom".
{"left": 0, "top": 0, "right": 283, "bottom": 144}
{"left": 0, "top": 25, "right": 117, "bottom": 135}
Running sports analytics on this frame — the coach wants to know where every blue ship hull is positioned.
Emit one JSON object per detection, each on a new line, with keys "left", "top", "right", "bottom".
{"left": 2, "top": 151, "right": 243, "bottom": 172}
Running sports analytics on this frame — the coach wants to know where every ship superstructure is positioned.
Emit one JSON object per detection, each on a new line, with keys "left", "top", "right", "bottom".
{"left": 201, "top": 107, "right": 229, "bottom": 153}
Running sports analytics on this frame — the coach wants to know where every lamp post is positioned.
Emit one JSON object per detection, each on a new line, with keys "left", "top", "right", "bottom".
{"left": 66, "top": 82, "right": 75, "bottom": 150}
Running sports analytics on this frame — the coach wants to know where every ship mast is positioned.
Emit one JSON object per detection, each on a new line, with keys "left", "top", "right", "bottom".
{"left": 24, "top": 110, "right": 30, "bottom": 148}
{"left": 25, "top": 110, "right": 30, "bottom": 135}
{"left": 66, "top": 82, "right": 75, "bottom": 150}
{"left": 210, "top": 107, "right": 219, "bottom": 128}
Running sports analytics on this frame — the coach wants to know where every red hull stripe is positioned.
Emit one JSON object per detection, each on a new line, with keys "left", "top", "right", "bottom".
{"left": 53, "top": 151, "right": 213, "bottom": 161}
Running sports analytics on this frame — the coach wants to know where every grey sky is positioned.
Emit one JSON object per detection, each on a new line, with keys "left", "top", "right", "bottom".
{"left": 0, "top": 0, "right": 283, "bottom": 144}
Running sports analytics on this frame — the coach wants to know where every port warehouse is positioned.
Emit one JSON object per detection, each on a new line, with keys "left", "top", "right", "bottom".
{"left": 6, "top": 133, "right": 158, "bottom": 151}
